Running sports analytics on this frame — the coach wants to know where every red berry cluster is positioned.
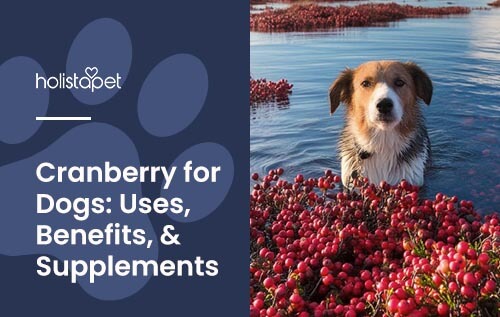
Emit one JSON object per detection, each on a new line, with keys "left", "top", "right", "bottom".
{"left": 251, "top": 0, "right": 359, "bottom": 4}
{"left": 488, "top": 0, "right": 500, "bottom": 7}
{"left": 251, "top": 77, "right": 293, "bottom": 105}
{"left": 250, "top": 3, "right": 471, "bottom": 32}
{"left": 250, "top": 169, "right": 499, "bottom": 316}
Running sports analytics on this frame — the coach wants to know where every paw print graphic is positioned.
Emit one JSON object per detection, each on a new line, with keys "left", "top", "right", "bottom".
{"left": 0, "top": 18, "right": 234, "bottom": 300}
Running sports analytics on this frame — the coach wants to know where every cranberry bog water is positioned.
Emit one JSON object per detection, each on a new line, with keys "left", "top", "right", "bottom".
{"left": 250, "top": 0, "right": 499, "bottom": 213}
{"left": 250, "top": 0, "right": 500, "bottom": 315}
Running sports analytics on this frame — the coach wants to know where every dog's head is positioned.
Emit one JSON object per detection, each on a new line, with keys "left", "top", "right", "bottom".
{"left": 329, "top": 61, "right": 432, "bottom": 134}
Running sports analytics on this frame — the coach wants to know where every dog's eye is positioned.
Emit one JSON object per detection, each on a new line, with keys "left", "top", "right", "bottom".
{"left": 394, "top": 79, "right": 405, "bottom": 87}
{"left": 361, "top": 80, "right": 372, "bottom": 88}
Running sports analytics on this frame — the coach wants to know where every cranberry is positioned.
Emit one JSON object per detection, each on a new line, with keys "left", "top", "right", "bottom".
{"left": 436, "top": 303, "right": 449, "bottom": 316}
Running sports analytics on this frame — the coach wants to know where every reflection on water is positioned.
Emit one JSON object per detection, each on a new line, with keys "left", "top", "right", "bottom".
{"left": 251, "top": 102, "right": 290, "bottom": 120}
{"left": 250, "top": 1, "right": 500, "bottom": 213}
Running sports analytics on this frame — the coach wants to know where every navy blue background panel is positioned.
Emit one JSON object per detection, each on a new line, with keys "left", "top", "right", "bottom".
{"left": 0, "top": 1, "right": 249, "bottom": 316}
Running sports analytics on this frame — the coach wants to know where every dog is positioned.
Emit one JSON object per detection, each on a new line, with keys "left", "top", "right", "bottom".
{"left": 328, "top": 60, "right": 433, "bottom": 187}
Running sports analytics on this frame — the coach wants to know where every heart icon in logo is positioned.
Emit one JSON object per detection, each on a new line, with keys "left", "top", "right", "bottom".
{"left": 85, "top": 67, "right": 98, "bottom": 79}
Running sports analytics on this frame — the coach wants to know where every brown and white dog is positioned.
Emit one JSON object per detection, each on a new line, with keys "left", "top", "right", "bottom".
{"left": 329, "top": 60, "right": 433, "bottom": 187}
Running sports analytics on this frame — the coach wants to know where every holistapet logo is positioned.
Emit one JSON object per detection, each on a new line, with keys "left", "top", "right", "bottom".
{"left": 35, "top": 66, "right": 122, "bottom": 92}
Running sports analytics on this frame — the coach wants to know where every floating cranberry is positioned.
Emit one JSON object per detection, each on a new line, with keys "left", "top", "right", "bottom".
{"left": 249, "top": 168, "right": 499, "bottom": 317}
{"left": 456, "top": 241, "right": 469, "bottom": 254}
{"left": 436, "top": 303, "right": 449, "bottom": 316}
{"left": 251, "top": 3, "right": 471, "bottom": 32}
{"left": 250, "top": 77, "right": 293, "bottom": 105}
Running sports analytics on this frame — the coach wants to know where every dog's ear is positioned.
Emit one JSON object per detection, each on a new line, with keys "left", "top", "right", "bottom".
{"left": 404, "top": 62, "right": 433, "bottom": 105}
{"left": 329, "top": 68, "right": 353, "bottom": 115}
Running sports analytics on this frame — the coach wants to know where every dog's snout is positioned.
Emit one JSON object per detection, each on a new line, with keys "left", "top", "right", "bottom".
{"left": 376, "top": 98, "right": 393, "bottom": 114}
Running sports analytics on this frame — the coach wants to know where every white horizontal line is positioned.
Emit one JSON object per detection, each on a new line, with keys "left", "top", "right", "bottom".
{"left": 36, "top": 117, "right": 92, "bottom": 121}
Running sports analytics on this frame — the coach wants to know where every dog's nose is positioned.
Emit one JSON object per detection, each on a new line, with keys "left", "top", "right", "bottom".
{"left": 376, "top": 98, "right": 393, "bottom": 114}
